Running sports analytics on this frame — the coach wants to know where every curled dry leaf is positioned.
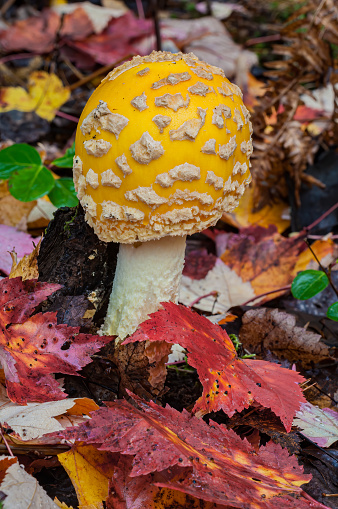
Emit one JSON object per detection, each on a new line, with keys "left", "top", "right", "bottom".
{"left": 0, "top": 225, "right": 39, "bottom": 276}
{"left": 293, "top": 402, "right": 338, "bottom": 448}
{"left": 58, "top": 393, "right": 327, "bottom": 509}
{"left": 125, "top": 302, "right": 306, "bottom": 431}
{"left": 9, "top": 239, "right": 41, "bottom": 281}
{"left": 239, "top": 308, "right": 333, "bottom": 366}
{"left": 0, "top": 455, "right": 59, "bottom": 508}
{"left": 0, "top": 277, "right": 113, "bottom": 404}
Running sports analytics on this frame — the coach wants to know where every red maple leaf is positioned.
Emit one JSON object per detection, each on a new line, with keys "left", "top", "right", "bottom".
{"left": 0, "top": 277, "right": 113, "bottom": 404}
{"left": 60, "top": 393, "right": 328, "bottom": 509}
{"left": 124, "top": 303, "right": 306, "bottom": 431}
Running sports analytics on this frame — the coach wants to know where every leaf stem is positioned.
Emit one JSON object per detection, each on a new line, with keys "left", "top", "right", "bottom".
{"left": 0, "top": 425, "right": 15, "bottom": 458}
{"left": 304, "top": 238, "right": 338, "bottom": 298}
{"left": 241, "top": 285, "right": 291, "bottom": 306}
{"left": 300, "top": 201, "right": 338, "bottom": 237}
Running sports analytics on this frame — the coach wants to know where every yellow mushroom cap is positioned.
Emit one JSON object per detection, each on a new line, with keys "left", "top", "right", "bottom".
{"left": 73, "top": 51, "right": 252, "bottom": 243}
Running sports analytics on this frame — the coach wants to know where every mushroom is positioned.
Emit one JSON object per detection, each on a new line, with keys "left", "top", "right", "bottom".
{"left": 73, "top": 51, "right": 252, "bottom": 343}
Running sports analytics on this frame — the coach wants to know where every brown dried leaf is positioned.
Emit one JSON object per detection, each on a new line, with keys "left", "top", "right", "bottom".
{"left": 239, "top": 308, "right": 334, "bottom": 367}
{"left": 9, "top": 239, "right": 41, "bottom": 281}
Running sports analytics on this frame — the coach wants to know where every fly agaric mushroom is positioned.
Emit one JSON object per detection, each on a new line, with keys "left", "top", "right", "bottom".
{"left": 73, "top": 51, "right": 252, "bottom": 342}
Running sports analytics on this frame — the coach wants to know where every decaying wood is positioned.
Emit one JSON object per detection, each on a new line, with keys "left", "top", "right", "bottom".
{"left": 37, "top": 205, "right": 119, "bottom": 329}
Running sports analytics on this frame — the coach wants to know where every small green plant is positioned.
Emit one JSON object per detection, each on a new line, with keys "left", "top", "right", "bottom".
{"left": 291, "top": 264, "right": 338, "bottom": 321}
{"left": 0, "top": 143, "right": 78, "bottom": 208}
{"left": 229, "top": 334, "right": 255, "bottom": 359}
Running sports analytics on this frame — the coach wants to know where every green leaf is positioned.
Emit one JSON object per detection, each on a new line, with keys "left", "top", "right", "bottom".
{"left": 52, "top": 143, "right": 75, "bottom": 168}
{"left": 8, "top": 165, "right": 55, "bottom": 202}
{"left": 0, "top": 143, "right": 42, "bottom": 179}
{"left": 291, "top": 269, "right": 329, "bottom": 300}
{"left": 48, "top": 177, "right": 78, "bottom": 208}
{"left": 327, "top": 302, "right": 338, "bottom": 321}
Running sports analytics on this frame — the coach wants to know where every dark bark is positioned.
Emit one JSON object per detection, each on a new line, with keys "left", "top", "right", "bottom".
{"left": 37, "top": 204, "right": 118, "bottom": 329}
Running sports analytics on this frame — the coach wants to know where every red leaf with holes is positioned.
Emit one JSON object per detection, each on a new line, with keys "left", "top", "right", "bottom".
{"left": 0, "top": 277, "right": 113, "bottom": 404}
{"left": 59, "top": 393, "right": 327, "bottom": 509}
{"left": 124, "top": 303, "right": 306, "bottom": 431}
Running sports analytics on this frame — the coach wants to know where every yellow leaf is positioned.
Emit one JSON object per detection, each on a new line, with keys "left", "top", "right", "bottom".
{"left": 58, "top": 444, "right": 115, "bottom": 509}
{"left": 0, "top": 71, "right": 70, "bottom": 121}
{"left": 222, "top": 183, "right": 290, "bottom": 234}
{"left": 294, "top": 238, "right": 335, "bottom": 274}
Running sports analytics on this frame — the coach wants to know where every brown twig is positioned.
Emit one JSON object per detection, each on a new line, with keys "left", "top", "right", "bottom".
{"left": 313, "top": 383, "right": 338, "bottom": 405}
{"left": 0, "top": 0, "right": 16, "bottom": 17}
{"left": 304, "top": 238, "right": 338, "bottom": 298}
{"left": 189, "top": 291, "right": 218, "bottom": 308}
{"left": 301, "top": 490, "right": 332, "bottom": 508}
{"left": 300, "top": 201, "right": 338, "bottom": 237}
{"left": 0, "top": 425, "right": 15, "bottom": 458}
{"left": 55, "top": 110, "right": 79, "bottom": 123}
{"left": 0, "top": 53, "right": 37, "bottom": 65}
{"left": 152, "top": 0, "right": 161, "bottom": 51}
{"left": 241, "top": 285, "right": 292, "bottom": 307}
{"left": 245, "top": 34, "right": 281, "bottom": 47}
{"left": 69, "top": 55, "right": 133, "bottom": 92}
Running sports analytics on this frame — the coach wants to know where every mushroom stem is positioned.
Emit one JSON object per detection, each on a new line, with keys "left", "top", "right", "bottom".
{"left": 101, "top": 235, "right": 187, "bottom": 342}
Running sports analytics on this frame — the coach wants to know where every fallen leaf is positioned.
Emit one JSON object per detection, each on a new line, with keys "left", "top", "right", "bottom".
{"left": 180, "top": 227, "right": 335, "bottom": 313}
{"left": 0, "top": 71, "right": 70, "bottom": 121}
{"left": 125, "top": 303, "right": 306, "bottom": 431}
{"left": 239, "top": 308, "right": 334, "bottom": 366}
{"left": 58, "top": 444, "right": 116, "bottom": 509}
{"left": 0, "top": 455, "right": 59, "bottom": 508}
{"left": 107, "top": 454, "right": 227, "bottom": 509}
{"left": 294, "top": 238, "right": 336, "bottom": 273}
{"left": 0, "top": 225, "right": 39, "bottom": 275}
{"left": 9, "top": 239, "right": 41, "bottom": 281}
{"left": 66, "top": 12, "right": 152, "bottom": 66}
{"left": 218, "top": 225, "right": 306, "bottom": 300}
{"left": 222, "top": 183, "right": 290, "bottom": 233}
{"left": 59, "top": 393, "right": 325, "bottom": 509}
{"left": 182, "top": 249, "right": 217, "bottom": 280}
{"left": 54, "top": 1, "right": 128, "bottom": 34}
{"left": 229, "top": 408, "right": 301, "bottom": 455}
{"left": 293, "top": 402, "right": 338, "bottom": 448}
{"left": 161, "top": 17, "right": 257, "bottom": 77}
{"left": 0, "top": 181, "right": 37, "bottom": 229}
{"left": 0, "top": 277, "right": 113, "bottom": 404}
{"left": 0, "top": 9, "right": 60, "bottom": 53}
{"left": 179, "top": 257, "right": 255, "bottom": 313}
{"left": 0, "top": 383, "right": 98, "bottom": 441}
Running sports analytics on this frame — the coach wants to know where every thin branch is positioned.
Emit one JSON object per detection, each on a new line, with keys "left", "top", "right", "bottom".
{"left": 300, "top": 201, "right": 338, "bottom": 237}
{"left": 69, "top": 55, "right": 133, "bottom": 92}
{"left": 189, "top": 291, "right": 218, "bottom": 308}
{"left": 241, "top": 286, "right": 291, "bottom": 307}
{"left": 0, "top": 425, "right": 15, "bottom": 458}
{"left": 55, "top": 110, "right": 79, "bottom": 123}
{"left": 304, "top": 238, "right": 338, "bottom": 298}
